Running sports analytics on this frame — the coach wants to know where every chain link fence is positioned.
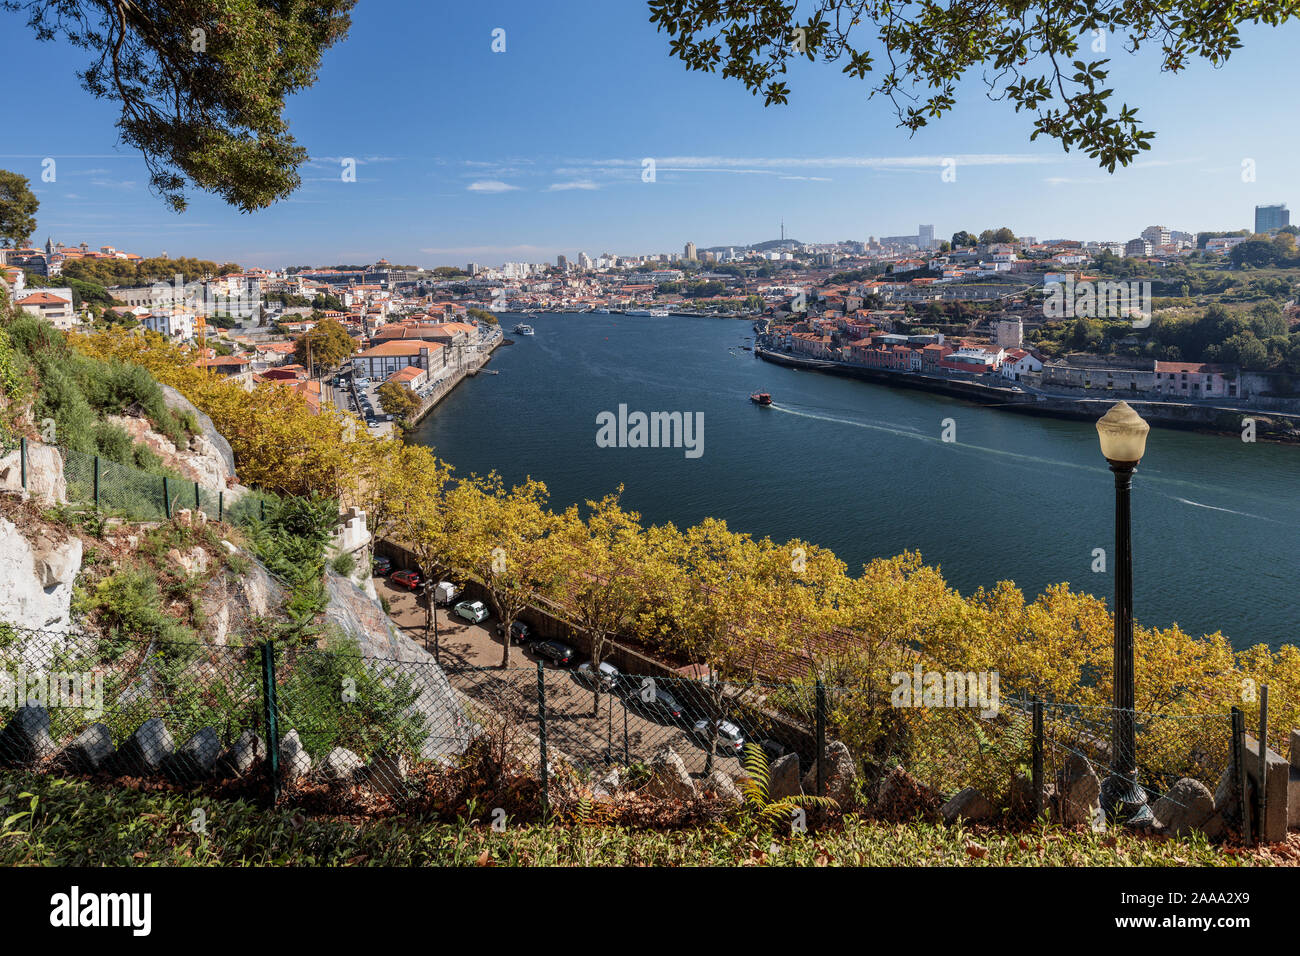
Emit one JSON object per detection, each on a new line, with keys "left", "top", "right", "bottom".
{"left": 0, "top": 622, "right": 1260, "bottom": 837}
{"left": 7, "top": 436, "right": 277, "bottom": 526}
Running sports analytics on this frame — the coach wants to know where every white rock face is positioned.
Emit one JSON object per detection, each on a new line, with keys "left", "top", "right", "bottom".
{"left": 0, "top": 517, "right": 83, "bottom": 636}
{"left": 0, "top": 443, "right": 67, "bottom": 506}
{"left": 105, "top": 415, "right": 231, "bottom": 490}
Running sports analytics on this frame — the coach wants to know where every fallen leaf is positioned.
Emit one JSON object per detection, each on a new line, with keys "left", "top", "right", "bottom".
{"left": 966, "top": 842, "right": 988, "bottom": 859}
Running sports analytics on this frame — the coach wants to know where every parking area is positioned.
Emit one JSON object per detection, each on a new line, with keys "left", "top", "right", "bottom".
{"left": 373, "top": 573, "right": 751, "bottom": 779}
{"left": 333, "top": 371, "right": 394, "bottom": 437}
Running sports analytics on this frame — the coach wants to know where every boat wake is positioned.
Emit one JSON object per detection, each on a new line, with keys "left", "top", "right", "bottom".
{"left": 771, "top": 403, "right": 1091, "bottom": 471}
{"left": 1168, "top": 497, "right": 1274, "bottom": 522}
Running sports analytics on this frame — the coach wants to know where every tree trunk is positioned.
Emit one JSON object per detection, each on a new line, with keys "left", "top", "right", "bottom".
{"left": 590, "top": 639, "right": 602, "bottom": 717}
{"left": 500, "top": 612, "right": 513, "bottom": 668}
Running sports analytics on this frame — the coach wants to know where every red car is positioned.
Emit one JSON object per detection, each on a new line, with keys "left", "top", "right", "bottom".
{"left": 390, "top": 570, "right": 421, "bottom": 590}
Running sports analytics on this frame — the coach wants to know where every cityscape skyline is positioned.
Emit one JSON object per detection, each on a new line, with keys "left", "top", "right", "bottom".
{"left": 1, "top": 0, "right": 1298, "bottom": 267}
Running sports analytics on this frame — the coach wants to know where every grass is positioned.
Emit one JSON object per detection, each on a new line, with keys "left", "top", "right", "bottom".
{"left": 0, "top": 772, "right": 1277, "bottom": 867}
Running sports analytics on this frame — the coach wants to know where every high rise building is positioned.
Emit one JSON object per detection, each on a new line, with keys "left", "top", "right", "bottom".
{"left": 684, "top": 241, "right": 697, "bottom": 260}
{"left": 1255, "top": 204, "right": 1290, "bottom": 234}
{"left": 918, "top": 224, "right": 935, "bottom": 249}
{"left": 577, "top": 252, "right": 593, "bottom": 271}
{"left": 556, "top": 255, "right": 568, "bottom": 272}
{"left": 1140, "top": 225, "right": 1171, "bottom": 247}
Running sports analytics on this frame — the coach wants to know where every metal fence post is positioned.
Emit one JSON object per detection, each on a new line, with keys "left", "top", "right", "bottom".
{"left": 261, "top": 641, "right": 281, "bottom": 806}
{"left": 1230, "top": 706, "right": 1251, "bottom": 843}
{"left": 1032, "top": 696, "right": 1044, "bottom": 819}
{"left": 259, "top": 498, "right": 266, "bottom": 522}
{"left": 162, "top": 476, "right": 171, "bottom": 519}
{"left": 815, "top": 678, "right": 827, "bottom": 799}
{"left": 194, "top": 480, "right": 200, "bottom": 512}
{"left": 19, "top": 437, "right": 26, "bottom": 490}
{"left": 92, "top": 455, "right": 100, "bottom": 511}
{"left": 218, "top": 490, "right": 224, "bottom": 523}
{"left": 537, "top": 661, "right": 549, "bottom": 817}
{"left": 1258, "top": 685, "right": 1269, "bottom": 842}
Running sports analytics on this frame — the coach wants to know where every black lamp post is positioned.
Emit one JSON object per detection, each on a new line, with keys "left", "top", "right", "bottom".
{"left": 1095, "top": 401, "right": 1152, "bottom": 825}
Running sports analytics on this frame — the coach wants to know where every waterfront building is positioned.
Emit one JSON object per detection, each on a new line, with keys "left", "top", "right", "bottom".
{"left": 352, "top": 340, "right": 444, "bottom": 381}
{"left": 1153, "top": 361, "right": 1237, "bottom": 398}
{"left": 999, "top": 349, "right": 1043, "bottom": 382}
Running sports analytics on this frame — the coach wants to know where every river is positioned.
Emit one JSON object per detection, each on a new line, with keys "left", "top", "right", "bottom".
{"left": 408, "top": 313, "right": 1300, "bottom": 650}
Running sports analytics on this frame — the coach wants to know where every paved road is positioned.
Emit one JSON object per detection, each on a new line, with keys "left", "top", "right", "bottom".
{"left": 373, "top": 575, "right": 749, "bottom": 781}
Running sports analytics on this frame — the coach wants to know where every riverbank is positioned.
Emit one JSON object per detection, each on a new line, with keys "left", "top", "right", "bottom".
{"left": 755, "top": 346, "right": 1300, "bottom": 443}
{"left": 403, "top": 331, "right": 503, "bottom": 426}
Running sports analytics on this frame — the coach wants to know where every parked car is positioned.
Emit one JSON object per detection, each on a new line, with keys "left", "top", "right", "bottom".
{"left": 453, "top": 599, "right": 489, "bottom": 624}
{"left": 367, "top": 419, "right": 382, "bottom": 428}
{"left": 575, "top": 660, "right": 621, "bottom": 690}
{"left": 371, "top": 556, "right": 392, "bottom": 576}
{"left": 495, "top": 620, "right": 532, "bottom": 644}
{"left": 625, "top": 680, "right": 689, "bottom": 725}
{"left": 533, "top": 640, "right": 575, "bottom": 666}
{"left": 433, "top": 581, "right": 461, "bottom": 605}
{"left": 691, "top": 718, "right": 745, "bottom": 756}
{"left": 390, "top": 569, "right": 421, "bottom": 590}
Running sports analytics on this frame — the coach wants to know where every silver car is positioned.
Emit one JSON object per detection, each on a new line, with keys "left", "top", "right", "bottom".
{"left": 575, "top": 660, "right": 620, "bottom": 690}
{"left": 692, "top": 719, "right": 745, "bottom": 755}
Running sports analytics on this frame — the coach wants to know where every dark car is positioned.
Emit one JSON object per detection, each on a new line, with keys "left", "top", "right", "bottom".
{"left": 371, "top": 556, "right": 392, "bottom": 576}
{"left": 390, "top": 569, "right": 421, "bottom": 590}
{"left": 624, "top": 679, "right": 689, "bottom": 725}
{"left": 495, "top": 620, "right": 533, "bottom": 644}
{"left": 533, "top": 640, "right": 575, "bottom": 666}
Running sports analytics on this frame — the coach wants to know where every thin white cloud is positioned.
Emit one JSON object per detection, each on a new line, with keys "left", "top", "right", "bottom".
{"left": 546, "top": 180, "right": 599, "bottom": 191}
{"left": 306, "top": 155, "right": 399, "bottom": 167}
{"left": 419, "top": 244, "right": 552, "bottom": 256}
{"left": 467, "top": 180, "right": 520, "bottom": 193}
{"left": 577, "top": 153, "right": 1057, "bottom": 170}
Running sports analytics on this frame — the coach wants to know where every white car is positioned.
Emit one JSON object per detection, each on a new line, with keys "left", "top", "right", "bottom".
{"left": 453, "top": 600, "right": 489, "bottom": 624}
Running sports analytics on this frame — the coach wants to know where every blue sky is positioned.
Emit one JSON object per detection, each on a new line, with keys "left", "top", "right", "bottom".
{"left": 2, "top": 0, "right": 1297, "bottom": 268}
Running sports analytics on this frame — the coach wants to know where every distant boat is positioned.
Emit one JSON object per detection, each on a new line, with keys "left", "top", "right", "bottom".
{"left": 750, "top": 392, "right": 773, "bottom": 406}
{"left": 512, "top": 323, "right": 534, "bottom": 335}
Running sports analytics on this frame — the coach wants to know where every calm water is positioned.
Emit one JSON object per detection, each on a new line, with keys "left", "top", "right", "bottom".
{"left": 410, "top": 314, "right": 1300, "bottom": 650}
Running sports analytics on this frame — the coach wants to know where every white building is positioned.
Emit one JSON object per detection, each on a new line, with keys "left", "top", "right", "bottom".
{"left": 16, "top": 289, "right": 77, "bottom": 330}
{"left": 1000, "top": 348, "right": 1043, "bottom": 382}
{"left": 142, "top": 309, "right": 197, "bottom": 340}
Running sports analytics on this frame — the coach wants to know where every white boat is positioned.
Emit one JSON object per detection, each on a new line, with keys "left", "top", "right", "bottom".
{"left": 512, "top": 323, "right": 535, "bottom": 335}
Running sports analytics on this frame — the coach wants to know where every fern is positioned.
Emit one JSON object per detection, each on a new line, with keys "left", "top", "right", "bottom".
{"left": 740, "top": 743, "right": 838, "bottom": 834}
